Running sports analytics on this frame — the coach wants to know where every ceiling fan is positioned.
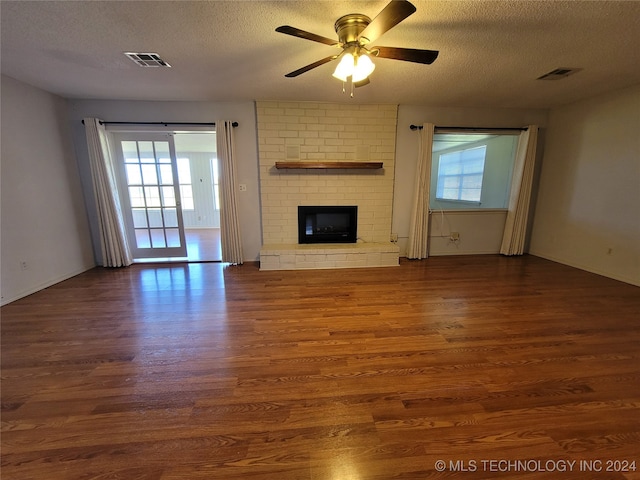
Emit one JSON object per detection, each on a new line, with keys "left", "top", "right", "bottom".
{"left": 275, "top": 0, "right": 439, "bottom": 91}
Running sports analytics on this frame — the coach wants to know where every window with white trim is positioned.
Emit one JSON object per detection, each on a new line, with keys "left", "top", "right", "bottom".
{"left": 436, "top": 145, "right": 486, "bottom": 203}
{"left": 176, "top": 158, "right": 194, "bottom": 210}
{"left": 430, "top": 133, "right": 519, "bottom": 210}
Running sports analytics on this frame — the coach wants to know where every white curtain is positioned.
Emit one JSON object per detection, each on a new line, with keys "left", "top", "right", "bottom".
{"left": 500, "top": 125, "right": 539, "bottom": 255}
{"left": 407, "top": 123, "right": 435, "bottom": 259}
{"left": 83, "top": 118, "right": 132, "bottom": 267}
{"left": 217, "top": 120, "right": 244, "bottom": 264}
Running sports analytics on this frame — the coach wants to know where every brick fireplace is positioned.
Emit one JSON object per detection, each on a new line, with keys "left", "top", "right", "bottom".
{"left": 256, "top": 101, "right": 399, "bottom": 270}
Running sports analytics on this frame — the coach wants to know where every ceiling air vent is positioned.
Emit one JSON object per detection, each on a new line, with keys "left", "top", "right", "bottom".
{"left": 124, "top": 52, "right": 171, "bottom": 68}
{"left": 537, "top": 67, "right": 582, "bottom": 80}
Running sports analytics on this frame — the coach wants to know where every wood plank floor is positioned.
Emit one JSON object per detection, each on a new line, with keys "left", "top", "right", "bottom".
{"left": 2, "top": 255, "right": 639, "bottom": 479}
{"left": 136, "top": 229, "right": 221, "bottom": 263}
{"left": 185, "top": 228, "right": 221, "bottom": 262}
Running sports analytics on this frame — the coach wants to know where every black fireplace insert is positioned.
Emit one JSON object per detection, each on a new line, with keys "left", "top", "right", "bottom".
{"left": 298, "top": 206, "right": 357, "bottom": 244}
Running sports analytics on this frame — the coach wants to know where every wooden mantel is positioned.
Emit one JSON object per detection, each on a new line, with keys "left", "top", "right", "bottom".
{"left": 275, "top": 161, "right": 383, "bottom": 170}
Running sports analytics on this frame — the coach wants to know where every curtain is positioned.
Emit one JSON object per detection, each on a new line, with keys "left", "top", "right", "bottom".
{"left": 407, "top": 123, "right": 435, "bottom": 259}
{"left": 216, "top": 120, "right": 244, "bottom": 264}
{"left": 83, "top": 118, "right": 132, "bottom": 267}
{"left": 500, "top": 125, "right": 539, "bottom": 255}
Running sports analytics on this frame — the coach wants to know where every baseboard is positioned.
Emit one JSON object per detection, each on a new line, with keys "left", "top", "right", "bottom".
{"left": 529, "top": 250, "right": 639, "bottom": 287}
{"left": 427, "top": 249, "right": 501, "bottom": 256}
{"left": 1, "top": 263, "right": 96, "bottom": 306}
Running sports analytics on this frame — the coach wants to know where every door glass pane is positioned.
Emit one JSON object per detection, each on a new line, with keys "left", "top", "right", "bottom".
{"left": 164, "top": 208, "right": 178, "bottom": 227}
{"left": 139, "top": 141, "right": 155, "bottom": 163}
{"left": 150, "top": 230, "right": 166, "bottom": 248}
{"left": 126, "top": 164, "right": 142, "bottom": 185}
{"left": 166, "top": 229, "right": 180, "bottom": 247}
{"left": 141, "top": 164, "right": 158, "bottom": 185}
{"left": 147, "top": 208, "right": 163, "bottom": 228}
{"left": 155, "top": 142, "right": 170, "bottom": 162}
{"left": 122, "top": 141, "right": 139, "bottom": 161}
{"left": 162, "top": 186, "right": 176, "bottom": 207}
{"left": 159, "top": 164, "right": 173, "bottom": 185}
{"left": 132, "top": 209, "right": 147, "bottom": 228}
{"left": 129, "top": 186, "right": 145, "bottom": 208}
{"left": 144, "top": 186, "right": 161, "bottom": 207}
{"left": 135, "top": 229, "right": 151, "bottom": 248}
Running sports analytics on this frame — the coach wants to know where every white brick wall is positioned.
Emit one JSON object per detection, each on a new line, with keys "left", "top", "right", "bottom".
{"left": 257, "top": 101, "right": 398, "bottom": 245}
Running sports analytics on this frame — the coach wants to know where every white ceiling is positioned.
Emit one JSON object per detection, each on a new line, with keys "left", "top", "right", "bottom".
{"left": 2, "top": 1, "right": 639, "bottom": 109}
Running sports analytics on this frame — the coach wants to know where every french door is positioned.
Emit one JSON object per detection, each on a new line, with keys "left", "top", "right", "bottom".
{"left": 113, "top": 133, "right": 188, "bottom": 259}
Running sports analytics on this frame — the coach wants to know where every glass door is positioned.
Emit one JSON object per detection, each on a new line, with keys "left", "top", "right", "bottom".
{"left": 113, "top": 133, "right": 187, "bottom": 259}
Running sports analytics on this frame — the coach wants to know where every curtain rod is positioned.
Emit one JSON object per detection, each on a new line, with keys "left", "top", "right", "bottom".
{"left": 81, "top": 120, "right": 238, "bottom": 127}
{"left": 410, "top": 125, "right": 526, "bottom": 131}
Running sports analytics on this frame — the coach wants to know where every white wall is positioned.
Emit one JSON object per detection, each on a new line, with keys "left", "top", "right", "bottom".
{"left": 394, "top": 105, "right": 548, "bottom": 256}
{"left": 67, "top": 99, "right": 262, "bottom": 262}
{"left": 529, "top": 85, "right": 640, "bottom": 286}
{"left": 179, "top": 152, "right": 219, "bottom": 229}
{"left": 428, "top": 210, "right": 508, "bottom": 256}
{"left": 1, "top": 75, "right": 95, "bottom": 305}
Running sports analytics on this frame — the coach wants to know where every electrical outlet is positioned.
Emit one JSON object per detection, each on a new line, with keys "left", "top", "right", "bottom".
{"left": 20, "top": 261, "right": 28, "bottom": 271}
{"left": 239, "top": 184, "right": 247, "bottom": 192}
{"left": 450, "top": 232, "right": 460, "bottom": 241}
{"left": 390, "top": 233, "right": 398, "bottom": 243}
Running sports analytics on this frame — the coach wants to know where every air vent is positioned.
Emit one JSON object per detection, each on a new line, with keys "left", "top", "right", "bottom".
{"left": 124, "top": 52, "right": 171, "bottom": 68}
{"left": 537, "top": 67, "right": 582, "bottom": 80}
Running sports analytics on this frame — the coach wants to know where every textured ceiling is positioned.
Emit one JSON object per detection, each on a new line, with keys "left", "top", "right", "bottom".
{"left": 2, "top": 0, "right": 639, "bottom": 109}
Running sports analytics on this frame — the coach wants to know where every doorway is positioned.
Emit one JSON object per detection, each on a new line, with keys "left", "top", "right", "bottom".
{"left": 174, "top": 133, "right": 221, "bottom": 262}
{"left": 113, "top": 131, "right": 221, "bottom": 262}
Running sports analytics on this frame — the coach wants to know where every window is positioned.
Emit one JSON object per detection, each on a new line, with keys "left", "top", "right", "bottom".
{"left": 211, "top": 157, "right": 220, "bottom": 211}
{"left": 430, "top": 133, "right": 519, "bottom": 210}
{"left": 177, "top": 158, "right": 194, "bottom": 210}
{"left": 436, "top": 145, "right": 487, "bottom": 203}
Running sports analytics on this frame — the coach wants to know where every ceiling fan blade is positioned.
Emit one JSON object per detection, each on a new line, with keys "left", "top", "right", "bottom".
{"left": 358, "top": 0, "right": 416, "bottom": 45}
{"left": 284, "top": 55, "right": 338, "bottom": 77}
{"left": 276, "top": 25, "right": 339, "bottom": 47}
{"left": 374, "top": 46, "right": 439, "bottom": 64}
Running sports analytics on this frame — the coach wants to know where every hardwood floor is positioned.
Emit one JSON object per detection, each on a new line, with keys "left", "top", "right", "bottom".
{"left": 2, "top": 255, "right": 639, "bottom": 479}
{"left": 185, "top": 228, "right": 221, "bottom": 262}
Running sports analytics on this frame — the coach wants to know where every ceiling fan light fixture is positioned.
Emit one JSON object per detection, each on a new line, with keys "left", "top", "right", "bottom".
{"left": 352, "top": 53, "right": 375, "bottom": 82}
{"left": 332, "top": 53, "right": 355, "bottom": 81}
{"left": 332, "top": 51, "right": 375, "bottom": 83}
{"left": 276, "top": 0, "right": 438, "bottom": 91}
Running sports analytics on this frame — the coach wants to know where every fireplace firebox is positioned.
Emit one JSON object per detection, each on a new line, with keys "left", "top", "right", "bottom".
{"left": 298, "top": 206, "right": 357, "bottom": 244}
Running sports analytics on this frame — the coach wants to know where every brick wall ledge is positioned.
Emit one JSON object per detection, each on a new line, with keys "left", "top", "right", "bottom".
{"left": 260, "top": 242, "right": 400, "bottom": 271}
